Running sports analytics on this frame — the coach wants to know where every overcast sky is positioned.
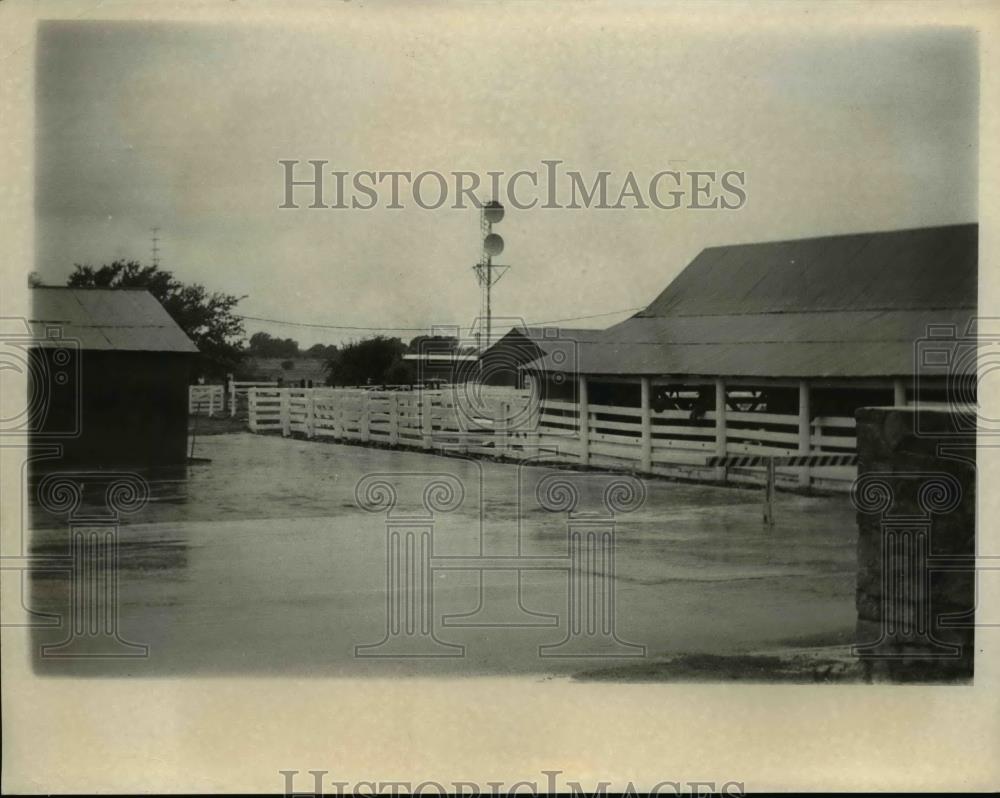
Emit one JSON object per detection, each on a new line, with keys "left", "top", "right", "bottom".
{"left": 35, "top": 14, "right": 977, "bottom": 347}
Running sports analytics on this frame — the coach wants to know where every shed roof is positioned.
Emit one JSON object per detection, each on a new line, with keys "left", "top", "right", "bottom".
{"left": 488, "top": 325, "right": 605, "bottom": 353}
{"left": 29, "top": 287, "right": 199, "bottom": 353}
{"left": 531, "top": 223, "right": 977, "bottom": 379}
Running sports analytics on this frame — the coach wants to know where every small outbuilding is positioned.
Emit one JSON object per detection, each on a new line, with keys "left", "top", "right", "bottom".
{"left": 29, "top": 287, "right": 199, "bottom": 466}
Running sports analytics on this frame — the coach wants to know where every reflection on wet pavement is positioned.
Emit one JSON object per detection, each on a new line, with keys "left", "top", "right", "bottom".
{"left": 28, "top": 432, "right": 857, "bottom": 677}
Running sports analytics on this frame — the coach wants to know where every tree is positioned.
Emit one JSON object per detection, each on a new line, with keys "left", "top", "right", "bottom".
{"left": 406, "top": 334, "right": 458, "bottom": 354}
{"left": 67, "top": 261, "right": 245, "bottom": 377}
{"left": 305, "top": 343, "right": 339, "bottom": 360}
{"left": 247, "top": 331, "right": 301, "bottom": 358}
{"left": 326, "top": 336, "right": 411, "bottom": 386}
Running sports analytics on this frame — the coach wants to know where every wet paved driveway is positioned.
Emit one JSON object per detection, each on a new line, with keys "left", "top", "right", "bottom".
{"left": 28, "top": 433, "right": 858, "bottom": 678}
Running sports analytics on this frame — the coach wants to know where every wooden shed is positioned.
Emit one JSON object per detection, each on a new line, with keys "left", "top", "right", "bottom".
{"left": 29, "top": 287, "right": 199, "bottom": 466}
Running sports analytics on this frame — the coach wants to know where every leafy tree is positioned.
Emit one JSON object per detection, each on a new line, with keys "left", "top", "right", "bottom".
{"left": 406, "top": 334, "right": 458, "bottom": 354}
{"left": 305, "top": 343, "right": 340, "bottom": 359}
{"left": 326, "top": 336, "right": 411, "bottom": 386}
{"left": 247, "top": 331, "right": 301, "bottom": 358}
{"left": 67, "top": 260, "right": 245, "bottom": 377}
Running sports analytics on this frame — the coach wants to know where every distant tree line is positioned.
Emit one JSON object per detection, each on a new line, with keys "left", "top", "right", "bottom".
{"left": 59, "top": 260, "right": 466, "bottom": 385}
{"left": 246, "top": 331, "right": 339, "bottom": 360}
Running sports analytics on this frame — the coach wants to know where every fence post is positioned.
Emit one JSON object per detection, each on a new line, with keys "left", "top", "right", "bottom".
{"left": 893, "top": 378, "right": 907, "bottom": 407}
{"left": 714, "top": 378, "right": 727, "bottom": 483}
{"left": 798, "top": 380, "right": 810, "bottom": 488}
{"left": 763, "top": 459, "right": 776, "bottom": 525}
{"left": 578, "top": 376, "right": 590, "bottom": 466}
{"left": 229, "top": 379, "right": 237, "bottom": 418}
{"left": 332, "top": 391, "right": 343, "bottom": 440}
{"left": 389, "top": 393, "right": 400, "bottom": 446}
{"left": 305, "top": 389, "right": 315, "bottom": 439}
{"left": 280, "top": 389, "right": 291, "bottom": 437}
{"left": 248, "top": 388, "right": 258, "bottom": 432}
{"left": 421, "top": 391, "right": 433, "bottom": 450}
{"left": 640, "top": 377, "right": 652, "bottom": 473}
{"left": 494, "top": 401, "right": 509, "bottom": 457}
{"left": 360, "top": 392, "right": 371, "bottom": 443}
{"left": 526, "top": 377, "right": 541, "bottom": 453}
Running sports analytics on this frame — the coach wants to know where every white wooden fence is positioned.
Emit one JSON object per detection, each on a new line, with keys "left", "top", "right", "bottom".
{"left": 246, "top": 386, "right": 858, "bottom": 492}
{"left": 229, "top": 380, "right": 279, "bottom": 417}
{"left": 189, "top": 385, "right": 224, "bottom": 416}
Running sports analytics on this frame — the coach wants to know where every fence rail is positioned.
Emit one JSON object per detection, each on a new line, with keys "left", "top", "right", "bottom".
{"left": 189, "top": 384, "right": 224, "bottom": 416}
{"left": 245, "top": 386, "right": 859, "bottom": 492}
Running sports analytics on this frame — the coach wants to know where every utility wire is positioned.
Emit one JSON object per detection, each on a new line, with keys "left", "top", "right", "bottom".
{"left": 238, "top": 306, "right": 643, "bottom": 333}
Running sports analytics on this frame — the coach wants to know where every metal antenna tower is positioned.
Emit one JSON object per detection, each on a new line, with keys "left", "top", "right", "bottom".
{"left": 151, "top": 227, "right": 161, "bottom": 268}
{"left": 472, "top": 201, "right": 508, "bottom": 353}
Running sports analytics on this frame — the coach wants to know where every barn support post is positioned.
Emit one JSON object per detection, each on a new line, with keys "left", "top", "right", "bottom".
{"left": 714, "top": 378, "right": 727, "bottom": 483}
{"left": 640, "top": 377, "right": 652, "bottom": 473}
{"left": 578, "top": 376, "right": 590, "bottom": 466}
{"left": 280, "top": 389, "right": 291, "bottom": 437}
{"left": 893, "top": 378, "right": 907, "bottom": 407}
{"left": 798, "top": 380, "right": 810, "bottom": 488}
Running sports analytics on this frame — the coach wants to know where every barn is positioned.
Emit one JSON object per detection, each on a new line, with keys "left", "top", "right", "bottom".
{"left": 29, "top": 287, "right": 199, "bottom": 466}
{"left": 479, "top": 325, "right": 599, "bottom": 389}
{"left": 523, "top": 223, "right": 977, "bottom": 490}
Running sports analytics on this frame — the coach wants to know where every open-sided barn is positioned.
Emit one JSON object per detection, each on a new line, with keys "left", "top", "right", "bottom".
{"left": 523, "top": 223, "right": 977, "bottom": 490}
{"left": 29, "top": 287, "right": 199, "bottom": 466}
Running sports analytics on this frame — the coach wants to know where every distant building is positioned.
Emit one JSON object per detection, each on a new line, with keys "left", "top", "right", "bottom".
{"left": 29, "top": 287, "right": 199, "bottom": 466}
{"left": 401, "top": 352, "right": 480, "bottom": 385}
{"left": 237, "top": 356, "right": 330, "bottom": 386}
{"left": 480, "top": 326, "right": 602, "bottom": 390}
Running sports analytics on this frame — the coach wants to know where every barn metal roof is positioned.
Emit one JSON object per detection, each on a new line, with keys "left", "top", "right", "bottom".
{"left": 29, "top": 288, "right": 199, "bottom": 353}
{"left": 531, "top": 224, "right": 977, "bottom": 379}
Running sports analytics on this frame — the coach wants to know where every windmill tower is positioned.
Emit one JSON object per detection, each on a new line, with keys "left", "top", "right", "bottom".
{"left": 151, "top": 227, "right": 161, "bottom": 268}
{"left": 472, "top": 200, "right": 509, "bottom": 354}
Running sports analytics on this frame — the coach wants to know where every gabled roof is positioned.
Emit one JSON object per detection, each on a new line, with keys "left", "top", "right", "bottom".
{"left": 531, "top": 223, "right": 977, "bottom": 379}
{"left": 29, "top": 287, "right": 199, "bottom": 353}
{"left": 488, "top": 325, "right": 604, "bottom": 355}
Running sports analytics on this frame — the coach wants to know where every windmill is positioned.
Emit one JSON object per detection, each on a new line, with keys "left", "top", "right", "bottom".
{"left": 472, "top": 200, "right": 509, "bottom": 355}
